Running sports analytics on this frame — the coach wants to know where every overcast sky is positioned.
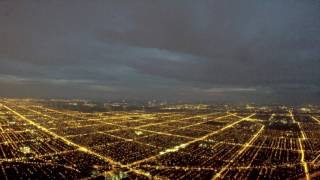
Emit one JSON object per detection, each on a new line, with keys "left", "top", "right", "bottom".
{"left": 0, "top": 0, "right": 319, "bottom": 104}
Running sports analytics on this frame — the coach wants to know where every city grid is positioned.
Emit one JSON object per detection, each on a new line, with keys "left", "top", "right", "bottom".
{"left": 0, "top": 99, "right": 319, "bottom": 179}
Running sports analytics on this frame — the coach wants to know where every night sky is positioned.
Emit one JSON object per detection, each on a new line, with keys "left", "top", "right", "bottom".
{"left": 0, "top": 0, "right": 320, "bottom": 104}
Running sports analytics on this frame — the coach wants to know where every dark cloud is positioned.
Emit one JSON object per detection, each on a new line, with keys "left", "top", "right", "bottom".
{"left": 0, "top": 0, "right": 319, "bottom": 104}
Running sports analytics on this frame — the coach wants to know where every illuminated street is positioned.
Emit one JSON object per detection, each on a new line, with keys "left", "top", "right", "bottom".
{"left": 0, "top": 99, "right": 319, "bottom": 179}
{"left": 1, "top": 0, "right": 320, "bottom": 179}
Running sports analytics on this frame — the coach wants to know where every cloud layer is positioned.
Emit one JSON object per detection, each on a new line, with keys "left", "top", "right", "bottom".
{"left": 0, "top": 0, "right": 319, "bottom": 103}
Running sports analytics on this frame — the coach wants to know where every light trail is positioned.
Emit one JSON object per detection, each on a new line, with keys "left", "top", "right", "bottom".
{"left": 0, "top": 149, "right": 77, "bottom": 163}
{"left": 206, "top": 139, "right": 302, "bottom": 152}
{"left": 311, "top": 115, "right": 320, "bottom": 124}
{"left": 310, "top": 116, "right": 320, "bottom": 163}
{"left": 22, "top": 104, "right": 196, "bottom": 141}
{"left": 35, "top": 105, "right": 186, "bottom": 126}
{"left": 0, "top": 159, "right": 80, "bottom": 173}
{"left": 233, "top": 114, "right": 274, "bottom": 179}
{"left": 174, "top": 113, "right": 235, "bottom": 130}
{"left": 211, "top": 125, "right": 265, "bottom": 180}
{"left": 32, "top": 104, "right": 228, "bottom": 137}
{"left": 1, "top": 103, "right": 153, "bottom": 178}
{"left": 1, "top": 100, "right": 316, "bottom": 179}
{"left": 298, "top": 138, "right": 310, "bottom": 180}
{"left": 127, "top": 113, "right": 256, "bottom": 167}
{"left": 99, "top": 131, "right": 160, "bottom": 148}
{"left": 23, "top": 104, "right": 235, "bottom": 142}
{"left": 133, "top": 127, "right": 194, "bottom": 139}
{"left": 135, "top": 112, "right": 221, "bottom": 129}
{"left": 289, "top": 111, "right": 310, "bottom": 180}
{"left": 137, "top": 161, "right": 304, "bottom": 173}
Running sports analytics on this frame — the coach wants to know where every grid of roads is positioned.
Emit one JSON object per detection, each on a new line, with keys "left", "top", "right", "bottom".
{"left": 0, "top": 99, "right": 319, "bottom": 179}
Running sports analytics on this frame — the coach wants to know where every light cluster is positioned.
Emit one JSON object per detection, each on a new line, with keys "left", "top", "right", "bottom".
{"left": 0, "top": 100, "right": 319, "bottom": 179}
